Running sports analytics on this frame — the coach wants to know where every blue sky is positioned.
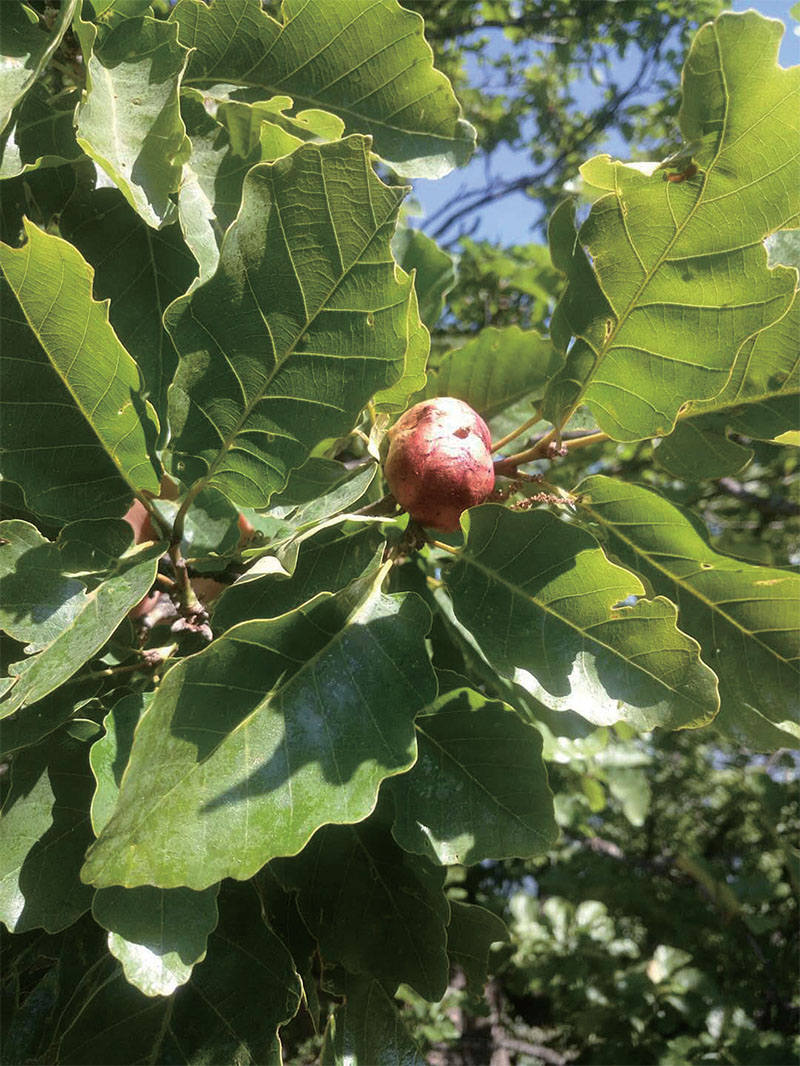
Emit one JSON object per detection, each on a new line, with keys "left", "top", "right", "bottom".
{"left": 411, "top": 2, "right": 799, "bottom": 247}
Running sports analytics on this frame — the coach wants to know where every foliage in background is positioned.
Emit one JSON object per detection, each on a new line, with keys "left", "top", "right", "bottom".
{"left": 0, "top": 2, "right": 798, "bottom": 1065}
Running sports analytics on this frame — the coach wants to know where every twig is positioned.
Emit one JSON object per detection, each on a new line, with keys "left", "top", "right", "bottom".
{"left": 490, "top": 410, "right": 542, "bottom": 454}
{"left": 494, "top": 428, "right": 611, "bottom": 474}
{"left": 497, "top": 1036, "right": 573, "bottom": 1066}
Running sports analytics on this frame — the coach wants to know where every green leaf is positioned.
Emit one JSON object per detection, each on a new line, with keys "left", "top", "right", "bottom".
{"left": 0, "top": 683, "right": 101, "bottom": 758}
{"left": 81, "top": 572, "right": 436, "bottom": 890}
{"left": 57, "top": 518, "right": 135, "bottom": 578}
{"left": 58, "top": 884, "right": 301, "bottom": 1064}
{"left": 392, "top": 227, "right": 456, "bottom": 329}
{"left": 151, "top": 488, "right": 240, "bottom": 572}
{"left": 93, "top": 884, "right": 220, "bottom": 997}
{"left": 655, "top": 295, "right": 800, "bottom": 479}
{"left": 605, "top": 766, "right": 651, "bottom": 826}
{"left": 371, "top": 280, "right": 430, "bottom": 413}
{"left": 178, "top": 90, "right": 345, "bottom": 283}
{"left": 213, "top": 523, "right": 385, "bottom": 632}
{"left": 388, "top": 687, "right": 558, "bottom": 865}
{"left": 446, "top": 900, "right": 508, "bottom": 997}
{"left": 0, "top": 735, "right": 94, "bottom": 933}
{"left": 74, "top": 13, "right": 190, "bottom": 228}
{"left": 423, "top": 325, "right": 563, "bottom": 422}
{"left": 0, "top": 0, "right": 79, "bottom": 133}
{"left": 0, "top": 84, "right": 82, "bottom": 179}
{"left": 443, "top": 505, "right": 719, "bottom": 731}
{"left": 322, "top": 975, "right": 426, "bottom": 1066}
{"left": 0, "top": 541, "right": 162, "bottom": 718}
{"left": 88, "top": 691, "right": 220, "bottom": 997}
{"left": 275, "top": 820, "right": 450, "bottom": 1000}
{"left": 89, "top": 692, "right": 148, "bottom": 835}
{"left": 0, "top": 520, "right": 88, "bottom": 652}
{"left": 0, "top": 220, "right": 161, "bottom": 520}
{"left": 543, "top": 12, "right": 800, "bottom": 441}
{"left": 166, "top": 137, "right": 416, "bottom": 508}
{"left": 578, "top": 476, "right": 800, "bottom": 750}
{"left": 59, "top": 186, "right": 198, "bottom": 419}
{"left": 172, "top": 0, "right": 476, "bottom": 179}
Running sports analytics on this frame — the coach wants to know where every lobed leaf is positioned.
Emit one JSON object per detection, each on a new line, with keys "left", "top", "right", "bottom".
{"left": 423, "top": 325, "right": 563, "bottom": 422}
{"left": 322, "top": 975, "right": 426, "bottom": 1066}
{"left": 578, "top": 476, "right": 800, "bottom": 749}
{"left": 0, "top": 84, "right": 82, "bottom": 179}
{"left": 446, "top": 900, "right": 508, "bottom": 999}
{"left": 0, "top": 220, "right": 161, "bottom": 519}
{"left": 166, "top": 136, "right": 419, "bottom": 508}
{"left": 0, "top": 541, "right": 163, "bottom": 718}
{"left": 74, "top": 14, "right": 190, "bottom": 228}
{"left": 0, "top": 735, "right": 94, "bottom": 933}
{"left": 443, "top": 505, "right": 720, "bottom": 731}
{"left": 655, "top": 293, "right": 800, "bottom": 479}
{"left": 543, "top": 12, "right": 799, "bottom": 441}
{"left": 392, "top": 226, "right": 456, "bottom": 329}
{"left": 81, "top": 572, "right": 436, "bottom": 890}
{"left": 388, "top": 687, "right": 558, "bottom": 865}
{"left": 0, "top": 0, "right": 79, "bottom": 133}
{"left": 59, "top": 186, "right": 198, "bottom": 420}
{"left": 275, "top": 820, "right": 450, "bottom": 1001}
{"left": 172, "top": 0, "right": 475, "bottom": 178}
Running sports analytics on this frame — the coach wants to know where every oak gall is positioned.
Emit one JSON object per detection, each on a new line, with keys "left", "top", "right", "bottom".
{"left": 384, "top": 398, "right": 495, "bottom": 532}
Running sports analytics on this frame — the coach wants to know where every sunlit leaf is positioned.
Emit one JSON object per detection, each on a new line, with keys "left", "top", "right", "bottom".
{"left": 59, "top": 186, "right": 198, "bottom": 419}
{"left": 543, "top": 12, "right": 799, "bottom": 441}
{"left": 172, "top": 0, "right": 475, "bottom": 178}
{"left": 81, "top": 572, "right": 435, "bottom": 890}
{"left": 166, "top": 137, "right": 416, "bottom": 508}
{"left": 0, "top": 221, "right": 161, "bottom": 520}
{"left": 0, "top": 541, "right": 162, "bottom": 718}
{"left": 578, "top": 476, "right": 800, "bottom": 749}
{"left": 74, "top": 13, "right": 190, "bottom": 228}
{"left": 655, "top": 295, "right": 800, "bottom": 479}
{"left": 0, "top": 0, "right": 79, "bottom": 133}
{"left": 443, "top": 505, "right": 719, "bottom": 731}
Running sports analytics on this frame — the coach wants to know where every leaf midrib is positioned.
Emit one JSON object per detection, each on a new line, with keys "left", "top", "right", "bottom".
{"left": 452, "top": 539, "right": 713, "bottom": 712}
{"left": 583, "top": 498, "right": 799, "bottom": 670}
{"left": 187, "top": 145, "right": 405, "bottom": 497}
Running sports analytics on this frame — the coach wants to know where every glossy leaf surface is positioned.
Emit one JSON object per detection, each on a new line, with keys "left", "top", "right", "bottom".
{"left": 579, "top": 476, "right": 800, "bottom": 749}
{"left": 444, "top": 506, "right": 719, "bottom": 731}
{"left": 82, "top": 575, "right": 435, "bottom": 889}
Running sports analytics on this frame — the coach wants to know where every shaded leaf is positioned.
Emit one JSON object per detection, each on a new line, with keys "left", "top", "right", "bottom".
{"left": 389, "top": 687, "right": 558, "bottom": 865}
{"left": 424, "top": 325, "right": 563, "bottom": 422}
{"left": 88, "top": 691, "right": 150, "bottom": 836}
{"left": 59, "top": 186, "right": 198, "bottom": 418}
{"left": 74, "top": 14, "right": 190, "bottom": 228}
{"left": 0, "top": 683, "right": 101, "bottom": 758}
{"left": 0, "top": 541, "right": 162, "bottom": 718}
{"left": 213, "top": 523, "right": 385, "bottom": 632}
{"left": 57, "top": 518, "right": 135, "bottom": 578}
{"left": 0, "top": 0, "right": 79, "bottom": 133}
{"left": 0, "top": 220, "right": 161, "bottom": 520}
{"left": 93, "top": 884, "right": 219, "bottom": 997}
{"left": 447, "top": 900, "right": 508, "bottom": 997}
{"left": 655, "top": 295, "right": 800, "bottom": 479}
{"left": 0, "top": 520, "right": 88, "bottom": 652}
{"left": 322, "top": 975, "right": 426, "bottom": 1066}
{"left": 578, "top": 476, "right": 800, "bottom": 749}
{"left": 81, "top": 572, "right": 435, "bottom": 890}
{"left": 0, "top": 84, "right": 82, "bottom": 179}
{"left": 166, "top": 137, "right": 415, "bottom": 508}
{"left": 543, "top": 12, "right": 799, "bottom": 441}
{"left": 172, "top": 0, "right": 475, "bottom": 179}
{"left": 0, "top": 734, "right": 94, "bottom": 933}
{"left": 443, "top": 505, "right": 719, "bottom": 731}
{"left": 392, "top": 227, "right": 456, "bottom": 329}
{"left": 275, "top": 820, "right": 450, "bottom": 1000}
